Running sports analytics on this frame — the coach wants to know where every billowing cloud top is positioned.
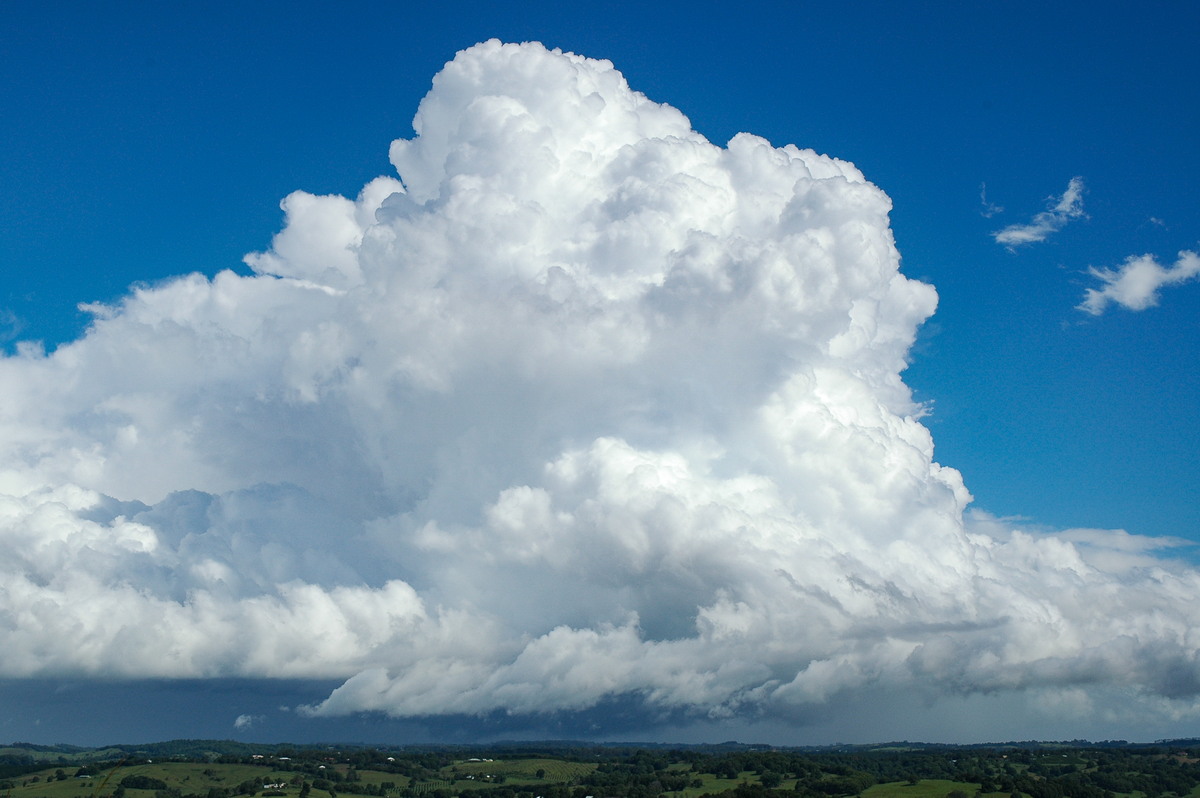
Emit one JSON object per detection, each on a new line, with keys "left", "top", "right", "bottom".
{"left": 2, "top": 40, "right": 1199, "bottom": 731}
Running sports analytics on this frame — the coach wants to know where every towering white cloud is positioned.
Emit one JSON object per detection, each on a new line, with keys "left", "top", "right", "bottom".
{"left": 993, "top": 176, "right": 1086, "bottom": 248}
{"left": 1078, "top": 250, "right": 1200, "bottom": 315}
{"left": 1, "top": 40, "right": 1199, "bottom": 734}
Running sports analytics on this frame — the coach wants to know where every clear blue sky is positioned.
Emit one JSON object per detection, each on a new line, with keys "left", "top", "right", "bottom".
{"left": 1, "top": 1, "right": 1199, "bottom": 745}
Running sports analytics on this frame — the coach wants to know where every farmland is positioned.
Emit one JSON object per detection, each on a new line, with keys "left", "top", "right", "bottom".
{"left": 1, "top": 741, "right": 1199, "bottom": 798}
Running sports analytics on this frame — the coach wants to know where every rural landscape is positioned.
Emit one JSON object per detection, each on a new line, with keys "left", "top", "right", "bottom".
{"left": 1, "top": 741, "right": 1199, "bottom": 798}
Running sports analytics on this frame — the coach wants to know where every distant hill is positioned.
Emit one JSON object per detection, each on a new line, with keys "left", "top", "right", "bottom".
{"left": 3, "top": 735, "right": 1197, "bottom": 769}
{"left": 1, "top": 737, "right": 1191, "bottom": 762}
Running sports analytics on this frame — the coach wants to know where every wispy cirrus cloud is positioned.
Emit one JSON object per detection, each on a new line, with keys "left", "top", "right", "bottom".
{"left": 979, "top": 182, "right": 1004, "bottom": 219}
{"left": 993, "top": 176, "right": 1086, "bottom": 248}
{"left": 1078, "top": 250, "right": 1200, "bottom": 315}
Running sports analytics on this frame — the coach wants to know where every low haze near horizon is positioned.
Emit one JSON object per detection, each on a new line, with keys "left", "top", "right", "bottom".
{"left": 1, "top": 2, "right": 1199, "bottom": 746}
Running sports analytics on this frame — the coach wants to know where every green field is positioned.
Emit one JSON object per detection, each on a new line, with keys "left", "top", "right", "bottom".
{"left": 0, "top": 758, "right": 606, "bottom": 798}
{"left": 449, "top": 759, "right": 596, "bottom": 783}
{"left": 657, "top": 769, "right": 752, "bottom": 798}
{"left": 4, "top": 744, "right": 1200, "bottom": 798}
{"left": 1, "top": 763, "right": 303, "bottom": 798}
{"left": 862, "top": 781, "right": 993, "bottom": 798}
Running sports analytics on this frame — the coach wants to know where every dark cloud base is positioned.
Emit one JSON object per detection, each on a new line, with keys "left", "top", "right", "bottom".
{"left": 0, "top": 679, "right": 339, "bottom": 746}
{"left": 0, "top": 679, "right": 695, "bottom": 746}
{"left": 2, "top": 678, "right": 1198, "bottom": 748}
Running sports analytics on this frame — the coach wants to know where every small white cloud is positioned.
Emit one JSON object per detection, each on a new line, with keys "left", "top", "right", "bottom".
{"left": 993, "top": 176, "right": 1086, "bottom": 248}
{"left": 233, "top": 713, "right": 261, "bottom": 730}
{"left": 1078, "top": 250, "right": 1200, "bottom": 315}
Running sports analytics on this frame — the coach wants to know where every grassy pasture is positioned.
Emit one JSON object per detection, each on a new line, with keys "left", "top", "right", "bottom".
{"left": 0, "top": 761, "right": 1007, "bottom": 798}
{"left": 862, "top": 780, "right": 988, "bottom": 798}
{"left": 1, "top": 763, "right": 300, "bottom": 798}
{"left": 667, "top": 769, "right": 987, "bottom": 798}
{"left": 672, "top": 776, "right": 743, "bottom": 797}
{"left": 666, "top": 770, "right": 770, "bottom": 798}
{"left": 449, "top": 759, "right": 596, "bottom": 783}
{"left": 348, "top": 770, "right": 410, "bottom": 790}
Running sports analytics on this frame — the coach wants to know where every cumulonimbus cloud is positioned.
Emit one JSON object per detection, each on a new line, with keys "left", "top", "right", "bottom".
{"left": 2, "top": 41, "right": 1199, "bottom": 731}
{"left": 993, "top": 176, "right": 1086, "bottom": 248}
{"left": 1078, "top": 250, "right": 1200, "bottom": 315}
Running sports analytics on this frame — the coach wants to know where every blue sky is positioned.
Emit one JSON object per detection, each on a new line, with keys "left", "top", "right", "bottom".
{"left": 1, "top": 1, "right": 1199, "bottom": 745}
